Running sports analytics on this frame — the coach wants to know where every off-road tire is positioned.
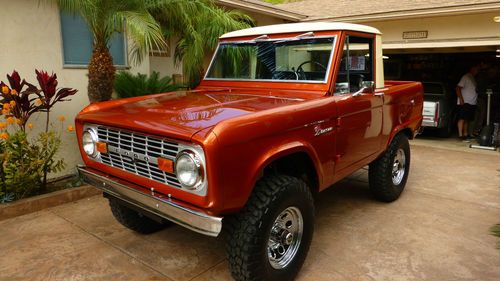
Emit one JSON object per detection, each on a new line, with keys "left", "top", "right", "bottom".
{"left": 109, "top": 198, "right": 167, "bottom": 234}
{"left": 369, "top": 133, "right": 411, "bottom": 202}
{"left": 225, "top": 175, "right": 315, "bottom": 281}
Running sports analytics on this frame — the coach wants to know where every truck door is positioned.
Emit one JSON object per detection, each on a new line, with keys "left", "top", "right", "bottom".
{"left": 333, "top": 35, "right": 383, "bottom": 173}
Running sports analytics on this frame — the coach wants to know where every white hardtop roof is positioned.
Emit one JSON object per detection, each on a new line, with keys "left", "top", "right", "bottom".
{"left": 220, "top": 22, "right": 381, "bottom": 39}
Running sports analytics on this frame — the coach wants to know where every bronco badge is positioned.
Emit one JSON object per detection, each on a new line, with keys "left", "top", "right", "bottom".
{"left": 314, "top": 125, "right": 333, "bottom": 136}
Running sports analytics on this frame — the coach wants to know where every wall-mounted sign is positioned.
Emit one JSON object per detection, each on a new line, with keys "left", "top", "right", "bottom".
{"left": 402, "top": 31, "right": 428, "bottom": 39}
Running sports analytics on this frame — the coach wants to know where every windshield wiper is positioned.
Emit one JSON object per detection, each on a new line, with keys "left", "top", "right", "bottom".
{"left": 229, "top": 34, "right": 269, "bottom": 45}
{"left": 253, "top": 34, "right": 269, "bottom": 41}
{"left": 275, "top": 32, "right": 315, "bottom": 44}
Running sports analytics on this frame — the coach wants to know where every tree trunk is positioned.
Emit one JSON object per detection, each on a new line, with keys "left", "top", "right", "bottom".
{"left": 88, "top": 45, "right": 116, "bottom": 103}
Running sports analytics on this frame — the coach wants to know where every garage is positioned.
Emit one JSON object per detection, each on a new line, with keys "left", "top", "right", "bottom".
{"left": 384, "top": 47, "right": 499, "bottom": 139}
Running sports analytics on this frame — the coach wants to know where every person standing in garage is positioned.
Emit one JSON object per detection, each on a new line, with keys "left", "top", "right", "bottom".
{"left": 456, "top": 64, "right": 479, "bottom": 141}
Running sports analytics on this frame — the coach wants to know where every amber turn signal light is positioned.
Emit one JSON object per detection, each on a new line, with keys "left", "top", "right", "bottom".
{"left": 158, "top": 157, "right": 174, "bottom": 173}
{"left": 96, "top": 142, "right": 108, "bottom": 153}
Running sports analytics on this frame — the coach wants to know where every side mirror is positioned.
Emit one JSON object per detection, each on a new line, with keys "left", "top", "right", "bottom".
{"left": 352, "top": 81, "right": 375, "bottom": 97}
{"left": 360, "top": 81, "right": 375, "bottom": 91}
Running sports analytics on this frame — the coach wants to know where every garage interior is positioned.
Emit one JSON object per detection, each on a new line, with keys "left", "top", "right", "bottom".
{"left": 383, "top": 45, "right": 500, "bottom": 144}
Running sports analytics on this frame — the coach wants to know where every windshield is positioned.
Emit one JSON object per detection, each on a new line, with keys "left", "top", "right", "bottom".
{"left": 205, "top": 36, "right": 336, "bottom": 83}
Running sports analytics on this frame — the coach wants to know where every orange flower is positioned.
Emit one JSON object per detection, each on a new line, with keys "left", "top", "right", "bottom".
{"left": 3, "top": 103, "right": 10, "bottom": 110}
{"left": 15, "top": 118, "right": 22, "bottom": 125}
{"left": 58, "top": 115, "right": 65, "bottom": 122}
{"left": 1, "top": 86, "right": 9, "bottom": 94}
{"left": 35, "top": 98, "right": 42, "bottom": 106}
{"left": 67, "top": 125, "right": 75, "bottom": 132}
{"left": 6, "top": 116, "right": 14, "bottom": 125}
{"left": 9, "top": 100, "right": 16, "bottom": 107}
{"left": 2, "top": 108, "right": 9, "bottom": 115}
{"left": 27, "top": 123, "right": 33, "bottom": 129}
{"left": 0, "top": 132, "right": 9, "bottom": 140}
{"left": 10, "top": 89, "right": 18, "bottom": 95}
{"left": 0, "top": 122, "right": 6, "bottom": 129}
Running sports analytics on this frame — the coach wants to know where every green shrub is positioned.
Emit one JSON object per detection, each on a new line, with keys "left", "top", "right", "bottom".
{"left": 0, "top": 131, "right": 64, "bottom": 200}
{"left": 114, "top": 71, "right": 179, "bottom": 99}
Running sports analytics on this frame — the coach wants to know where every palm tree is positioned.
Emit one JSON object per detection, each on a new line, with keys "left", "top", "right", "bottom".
{"left": 52, "top": 0, "right": 253, "bottom": 102}
{"left": 53, "top": 0, "right": 167, "bottom": 103}
{"left": 151, "top": 1, "right": 254, "bottom": 86}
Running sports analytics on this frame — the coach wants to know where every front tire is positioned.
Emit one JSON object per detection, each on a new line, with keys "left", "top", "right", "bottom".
{"left": 226, "top": 175, "right": 315, "bottom": 281}
{"left": 369, "top": 133, "right": 411, "bottom": 202}
{"left": 109, "top": 198, "right": 168, "bottom": 234}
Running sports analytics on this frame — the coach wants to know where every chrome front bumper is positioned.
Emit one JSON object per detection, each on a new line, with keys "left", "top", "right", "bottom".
{"left": 77, "top": 166, "right": 222, "bottom": 237}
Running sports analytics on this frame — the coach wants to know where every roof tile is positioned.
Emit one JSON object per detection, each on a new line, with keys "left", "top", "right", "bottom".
{"left": 275, "top": 0, "right": 500, "bottom": 19}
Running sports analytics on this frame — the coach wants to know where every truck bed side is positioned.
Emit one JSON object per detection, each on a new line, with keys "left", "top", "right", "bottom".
{"left": 381, "top": 81, "right": 424, "bottom": 146}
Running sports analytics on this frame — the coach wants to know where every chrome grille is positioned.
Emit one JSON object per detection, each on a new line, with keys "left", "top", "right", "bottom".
{"left": 96, "top": 126, "right": 181, "bottom": 188}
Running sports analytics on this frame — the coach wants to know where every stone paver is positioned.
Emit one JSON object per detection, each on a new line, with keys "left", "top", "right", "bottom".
{"left": 0, "top": 144, "right": 499, "bottom": 281}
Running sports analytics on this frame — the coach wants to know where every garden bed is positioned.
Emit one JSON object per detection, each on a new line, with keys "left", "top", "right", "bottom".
{"left": 0, "top": 184, "right": 101, "bottom": 221}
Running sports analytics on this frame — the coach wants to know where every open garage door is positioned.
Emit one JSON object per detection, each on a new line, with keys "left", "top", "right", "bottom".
{"left": 383, "top": 46, "right": 500, "bottom": 139}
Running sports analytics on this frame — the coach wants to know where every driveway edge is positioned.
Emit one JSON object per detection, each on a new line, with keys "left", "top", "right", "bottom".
{"left": 0, "top": 185, "right": 102, "bottom": 221}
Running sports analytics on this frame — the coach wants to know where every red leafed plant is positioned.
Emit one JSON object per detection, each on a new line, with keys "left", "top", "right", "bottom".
{"left": 0, "top": 70, "right": 77, "bottom": 132}
{"left": 34, "top": 70, "right": 78, "bottom": 131}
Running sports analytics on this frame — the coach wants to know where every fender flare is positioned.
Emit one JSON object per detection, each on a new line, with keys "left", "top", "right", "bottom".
{"left": 386, "top": 116, "right": 422, "bottom": 146}
{"left": 250, "top": 141, "right": 323, "bottom": 192}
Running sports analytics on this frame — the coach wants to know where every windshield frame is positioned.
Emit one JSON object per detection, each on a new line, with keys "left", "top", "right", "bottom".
{"left": 203, "top": 35, "right": 338, "bottom": 85}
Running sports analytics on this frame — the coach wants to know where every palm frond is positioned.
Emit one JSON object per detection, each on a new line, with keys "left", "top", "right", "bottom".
{"left": 113, "top": 10, "right": 167, "bottom": 64}
{"left": 44, "top": 0, "right": 96, "bottom": 14}
{"left": 114, "top": 71, "right": 178, "bottom": 98}
{"left": 150, "top": 0, "right": 254, "bottom": 85}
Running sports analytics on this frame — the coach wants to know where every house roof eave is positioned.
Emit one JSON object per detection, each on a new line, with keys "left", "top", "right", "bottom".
{"left": 216, "top": 0, "right": 307, "bottom": 22}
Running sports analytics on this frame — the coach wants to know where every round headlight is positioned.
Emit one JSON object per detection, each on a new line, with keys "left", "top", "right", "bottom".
{"left": 82, "top": 129, "right": 98, "bottom": 157}
{"left": 175, "top": 151, "right": 202, "bottom": 189}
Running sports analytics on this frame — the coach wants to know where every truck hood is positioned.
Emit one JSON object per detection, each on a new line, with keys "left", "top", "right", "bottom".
{"left": 77, "top": 90, "right": 306, "bottom": 140}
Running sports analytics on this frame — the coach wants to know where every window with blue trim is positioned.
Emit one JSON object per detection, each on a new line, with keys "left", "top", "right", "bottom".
{"left": 60, "top": 12, "right": 126, "bottom": 66}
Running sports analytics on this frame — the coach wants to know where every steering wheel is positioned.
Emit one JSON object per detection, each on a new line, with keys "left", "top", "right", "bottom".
{"left": 296, "top": 60, "right": 327, "bottom": 80}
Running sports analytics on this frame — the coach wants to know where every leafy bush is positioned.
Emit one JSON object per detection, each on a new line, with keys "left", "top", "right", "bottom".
{"left": 0, "top": 131, "right": 64, "bottom": 200}
{"left": 114, "top": 71, "right": 179, "bottom": 99}
{"left": 0, "top": 70, "right": 77, "bottom": 202}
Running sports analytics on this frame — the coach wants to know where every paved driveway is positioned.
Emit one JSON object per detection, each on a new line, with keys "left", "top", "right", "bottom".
{"left": 1, "top": 145, "right": 499, "bottom": 281}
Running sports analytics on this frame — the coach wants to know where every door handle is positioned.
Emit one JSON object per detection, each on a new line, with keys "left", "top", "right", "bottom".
{"left": 374, "top": 92, "right": 384, "bottom": 97}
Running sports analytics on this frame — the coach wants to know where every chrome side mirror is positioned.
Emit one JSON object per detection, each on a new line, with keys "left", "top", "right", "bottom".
{"left": 352, "top": 81, "right": 375, "bottom": 97}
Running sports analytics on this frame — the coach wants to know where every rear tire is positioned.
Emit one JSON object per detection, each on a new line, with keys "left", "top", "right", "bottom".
{"left": 109, "top": 198, "right": 168, "bottom": 234}
{"left": 369, "top": 133, "right": 411, "bottom": 202}
{"left": 225, "top": 175, "right": 314, "bottom": 281}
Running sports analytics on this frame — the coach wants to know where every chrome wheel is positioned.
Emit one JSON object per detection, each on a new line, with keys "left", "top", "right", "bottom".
{"left": 267, "top": 206, "right": 303, "bottom": 269}
{"left": 392, "top": 148, "right": 406, "bottom": 185}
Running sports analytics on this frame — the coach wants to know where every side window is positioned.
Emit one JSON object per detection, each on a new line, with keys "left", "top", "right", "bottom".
{"left": 335, "top": 36, "right": 374, "bottom": 95}
{"left": 60, "top": 12, "right": 127, "bottom": 67}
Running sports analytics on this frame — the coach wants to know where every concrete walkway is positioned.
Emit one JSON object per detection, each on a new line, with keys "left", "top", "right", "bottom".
{"left": 1, "top": 145, "right": 499, "bottom": 281}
